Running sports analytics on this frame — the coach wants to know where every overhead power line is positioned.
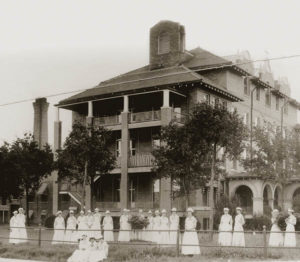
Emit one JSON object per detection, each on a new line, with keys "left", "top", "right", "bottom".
{"left": 0, "top": 53, "right": 300, "bottom": 108}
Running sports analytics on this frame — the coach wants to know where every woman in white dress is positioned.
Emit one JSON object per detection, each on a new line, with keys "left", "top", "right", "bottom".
{"left": 152, "top": 210, "right": 161, "bottom": 244}
{"left": 65, "top": 210, "right": 78, "bottom": 244}
{"left": 77, "top": 210, "right": 88, "bottom": 239}
{"left": 102, "top": 210, "right": 114, "bottom": 242}
{"left": 92, "top": 208, "right": 102, "bottom": 239}
{"left": 118, "top": 209, "right": 131, "bottom": 242}
{"left": 90, "top": 236, "right": 109, "bottom": 262}
{"left": 269, "top": 209, "right": 283, "bottom": 247}
{"left": 145, "top": 210, "right": 154, "bottom": 242}
{"left": 16, "top": 208, "right": 28, "bottom": 243}
{"left": 284, "top": 209, "right": 297, "bottom": 247}
{"left": 9, "top": 211, "right": 20, "bottom": 244}
{"left": 67, "top": 234, "right": 89, "bottom": 262}
{"left": 169, "top": 208, "right": 179, "bottom": 245}
{"left": 159, "top": 209, "right": 170, "bottom": 245}
{"left": 181, "top": 207, "right": 200, "bottom": 255}
{"left": 86, "top": 210, "right": 95, "bottom": 238}
{"left": 232, "top": 207, "right": 245, "bottom": 247}
{"left": 52, "top": 211, "right": 65, "bottom": 244}
{"left": 218, "top": 207, "right": 233, "bottom": 246}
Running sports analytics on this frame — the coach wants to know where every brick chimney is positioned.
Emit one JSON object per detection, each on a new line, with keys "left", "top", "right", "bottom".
{"left": 149, "top": 20, "right": 186, "bottom": 70}
{"left": 33, "top": 97, "right": 49, "bottom": 148}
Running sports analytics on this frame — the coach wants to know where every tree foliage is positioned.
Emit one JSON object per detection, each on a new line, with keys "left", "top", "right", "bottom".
{"left": 55, "top": 122, "right": 116, "bottom": 208}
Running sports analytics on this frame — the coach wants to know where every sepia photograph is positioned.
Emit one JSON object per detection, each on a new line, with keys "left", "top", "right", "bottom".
{"left": 0, "top": 0, "right": 300, "bottom": 261}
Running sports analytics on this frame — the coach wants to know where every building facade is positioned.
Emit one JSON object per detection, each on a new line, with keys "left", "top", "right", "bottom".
{"left": 55, "top": 20, "right": 300, "bottom": 222}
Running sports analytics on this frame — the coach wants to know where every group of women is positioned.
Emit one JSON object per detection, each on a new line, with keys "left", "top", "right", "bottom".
{"left": 9, "top": 208, "right": 28, "bottom": 244}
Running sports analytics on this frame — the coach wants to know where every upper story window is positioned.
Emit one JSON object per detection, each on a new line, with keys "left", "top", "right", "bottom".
{"left": 256, "top": 87, "right": 260, "bottom": 101}
{"left": 265, "top": 89, "right": 271, "bottom": 107}
{"left": 276, "top": 96, "right": 280, "bottom": 111}
{"left": 116, "top": 139, "right": 122, "bottom": 157}
{"left": 130, "top": 139, "right": 136, "bottom": 156}
{"left": 158, "top": 32, "right": 170, "bottom": 54}
{"left": 243, "top": 77, "right": 250, "bottom": 95}
{"left": 214, "top": 98, "right": 220, "bottom": 108}
{"left": 222, "top": 100, "right": 227, "bottom": 109}
{"left": 204, "top": 94, "right": 210, "bottom": 104}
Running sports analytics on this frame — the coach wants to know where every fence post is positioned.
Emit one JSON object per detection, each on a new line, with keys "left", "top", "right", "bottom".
{"left": 38, "top": 223, "right": 42, "bottom": 247}
{"left": 176, "top": 228, "right": 180, "bottom": 257}
{"left": 263, "top": 225, "right": 267, "bottom": 259}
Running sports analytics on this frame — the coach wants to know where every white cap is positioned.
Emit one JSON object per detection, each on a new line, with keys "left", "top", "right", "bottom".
{"left": 80, "top": 210, "right": 84, "bottom": 214}
{"left": 171, "top": 208, "right": 177, "bottom": 212}
{"left": 87, "top": 210, "right": 92, "bottom": 213}
{"left": 18, "top": 208, "right": 24, "bottom": 211}
{"left": 236, "top": 207, "right": 242, "bottom": 211}
{"left": 123, "top": 208, "right": 127, "bottom": 212}
{"left": 139, "top": 209, "right": 143, "bottom": 213}
{"left": 187, "top": 207, "right": 194, "bottom": 213}
{"left": 288, "top": 209, "right": 294, "bottom": 213}
{"left": 13, "top": 211, "right": 18, "bottom": 214}
{"left": 69, "top": 210, "right": 74, "bottom": 214}
{"left": 105, "top": 210, "right": 110, "bottom": 214}
{"left": 155, "top": 210, "right": 160, "bottom": 214}
{"left": 223, "top": 207, "right": 229, "bottom": 211}
{"left": 94, "top": 208, "right": 99, "bottom": 212}
{"left": 161, "top": 209, "right": 167, "bottom": 214}
{"left": 148, "top": 210, "right": 152, "bottom": 214}
{"left": 272, "top": 209, "right": 279, "bottom": 213}
{"left": 56, "top": 210, "right": 62, "bottom": 215}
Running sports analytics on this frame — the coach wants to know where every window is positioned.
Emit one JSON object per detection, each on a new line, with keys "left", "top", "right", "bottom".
{"left": 233, "top": 158, "right": 238, "bottom": 170}
{"left": 116, "top": 139, "right": 121, "bottom": 157}
{"left": 222, "top": 100, "right": 227, "bottom": 109}
{"left": 256, "top": 88, "right": 260, "bottom": 101}
{"left": 276, "top": 97, "right": 279, "bottom": 111}
{"left": 243, "top": 77, "right": 250, "bottom": 95}
{"left": 204, "top": 94, "right": 210, "bottom": 104}
{"left": 265, "top": 89, "right": 271, "bottom": 106}
{"left": 130, "top": 139, "right": 136, "bottom": 156}
{"left": 158, "top": 32, "right": 170, "bottom": 54}
{"left": 243, "top": 112, "right": 249, "bottom": 126}
{"left": 214, "top": 98, "right": 220, "bottom": 108}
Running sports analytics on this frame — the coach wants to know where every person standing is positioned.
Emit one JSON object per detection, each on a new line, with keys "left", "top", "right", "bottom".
{"left": 92, "top": 208, "right": 102, "bottom": 239}
{"left": 145, "top": 210, "right": 154, "bottom": 242}
{"left": 152, "top": 210, "right": 161, "bottom": 244}
{"left": 218, "top": 207, "right": 233, "bottom": 246}
{"left": 284, "top": 209, "right": 297, "bottom": 247}
{"left": 65, "top": 210, "right": 78, "bottom": 244}
{"left": 269, "top": 209, "right": 283, "bottom": 247}
{"left": 232, "top": 207, "right": 245, "bottom": 247}
{"left": 16, "top": 208, "right": 28, "bottom": 243}
{"left": 77, "top": 210, "right": 88, "bottom": 239}
{"left": 181, "top": 208, "right": 200, "bottom": 255}
{"left": 52, "top": 211, "right": 65, "bottom": 244}
{"left": 137, "top": 209, "right": 145, "bottom": 241}
{"left": 118, "top": 209, "right": 131, "bottom": 242}
{"left": 86, "top": 210, "right": 94, "bottom": 238}
{"left": 102, "top": 210, "right": 114, "bottom": 242}
{"left": 159, "top": 209, "right": 170, "bottom": 245}
{"left": 9, "top": 211, "right": 20, "bottom": 244}
{"left": 169, "top": 208, "right": 179, "bottom": 245}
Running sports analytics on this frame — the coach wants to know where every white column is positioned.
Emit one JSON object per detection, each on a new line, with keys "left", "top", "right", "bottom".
{"left": 88, "top": 101, "right": 93, "bottom": 117}
{"left": 123, "top": 95, "right": 129, "bottom": 112}
{"left": 55, "top": 108, "right": 60, "bottom": 122}
{"left": 162, "top": 90, "right": 170, "bottom": 108}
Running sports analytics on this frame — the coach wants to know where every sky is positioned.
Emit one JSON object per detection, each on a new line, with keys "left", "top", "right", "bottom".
{"left": 0, "top": 0, "right": 300, "bottom": 147}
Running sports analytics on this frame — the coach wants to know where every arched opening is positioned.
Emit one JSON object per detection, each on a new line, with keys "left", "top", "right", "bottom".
{"left": 235, "top": 185, "right": 253, "bottom": 215}
{"left": 292, "top": 188, "right": 300, "bottom": 213}
{"left": 274, "top": 186, "right": 283, "bottom": 211}
{"left": 263, "top": 184, "right": 273, "bottom": 215}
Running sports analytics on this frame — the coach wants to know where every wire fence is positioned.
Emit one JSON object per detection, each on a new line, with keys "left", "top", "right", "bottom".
{"left": 3, "top": 226, "right": 300, "bottom": 258}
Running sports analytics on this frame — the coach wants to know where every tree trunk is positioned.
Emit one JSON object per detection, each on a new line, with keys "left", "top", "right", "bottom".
{"left": 82, "top": 161, "right": 88, "bottom": 211}
{"left": 90, "top": 178, "right": 94, "bottom": 210}
{"left": 25, "top": 187, "right": 29, "bottom": 226}
{"left": 209, "top": 144, "right": 217, "bottom": 236}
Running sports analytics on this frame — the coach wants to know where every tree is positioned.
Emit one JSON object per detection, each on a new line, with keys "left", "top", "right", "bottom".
{"left": 56, "top": 122, "right": 116, "bottom": 209}
{"left": 9, "top": 133, "right": 54, "bottom": 223}
{"left": 153, "top": 102, "right": 246, "bottom": 228}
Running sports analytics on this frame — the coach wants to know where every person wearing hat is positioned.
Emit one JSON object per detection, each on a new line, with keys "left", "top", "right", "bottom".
{"left": 218, "top": 207, "right": 233, "bottom": 246}
{"left": 159, "top": 209, "right": 170, "bottom": 245}
{"left": 65, "top": 210, "right": 78, "bottom": 244}
{"left": 52, "top": 211, "right": 65, "bottom": 245}
{"left": 118, "top": 209, "right": 131, "bottom": 242}
{"left": 169, "top": 208, "right": 179, "bottom": 245}
{"left": 145, "top": 210, "right": 154, "bottom": 242}
{"left": 16, "top": 207, "right": 28, "bottom": 243}
{"left": 269, "top": 209, "right": 283, "bottom": 247}
{"left": 67, "top": 234, "right": 89, "bottom": 262}
{"left": 102, "top": 210, "right": 114, "bottom": 242}
{"left": 181, "top": 207, "right": 200, "bottom": 255}
{"left": 86, "top": 210, "right": 95, "bottom": 238}
{"left": 284, "top": 208, "right": 297, "bottom": 247}
{"left": 94, "top": 236, "right": 109, "bottom": 262}
{"left": 9, "top": 211, "right": 19, "bottom": 244}
{"left": 77, "top": 210, "right": 88, "bottom": 239}
{"left": 152, "top": 210, "right": 161, "bottom": 244}
{"left": 92, "top": 208, "right": 102, "bottom": 239}
{"left": 232, "top": 207, "right": 245, "bottom": 247}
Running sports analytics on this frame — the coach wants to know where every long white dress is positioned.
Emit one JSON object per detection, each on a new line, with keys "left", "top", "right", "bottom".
{"left": 103, "top": 216, "right": 114, "bottom": 242}
{"left": 16, "top": 213, "right": 28, "bottom": 243}
{"left": 65, "top": 216, "right": 78, "bottom": 244}
{"left": 152, "top": 216, "right": 161, "bottom": 244}
{"left": 145, "top": 216, "right": 153, "bottom": 242}
{"left": 269, "top": 217, "right": 283, "bottom": 247}
{"left": 9, "top": 215, "right": 20, "bottom": 244}
{"left": 77, "top": 215, "right": 88, "bottom": 238}
{"left": 169, "top": 214, "right": 179, "bottom": 245}
{"left": 218, "top": 214, "right": 233, "bottom": 246}
{"left": 284, "top": 215, "right": 297, "bottom": 247}
{"left": 52, "top": 216, "right": 65, "bottom": 244}
{"left": 118, "top": 214, "right": 131, "bottom": 242}
{"left": 92, "top": 213, "right": 102, "bottom": 239}
{"left": 67, "top": 238, "right": 89, "bottom": 262}
{"left": 89, "top": 240, "right": 109, "bottom": 262}
{"left": 181, "top": 216, "right": 200, "bottom": 255}
{"left": 232, "top": 214, "right": 245, "bottom": 247}
{"left": 159, "top": 216, "right": 170, "bottom": 245}
{"left": 86, "top": 215, "right": 94, "bottom": 238}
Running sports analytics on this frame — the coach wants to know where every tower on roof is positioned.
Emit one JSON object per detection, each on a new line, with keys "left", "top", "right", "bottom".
{"left": 149, "top": 20, "right": 186, "bottom": 70}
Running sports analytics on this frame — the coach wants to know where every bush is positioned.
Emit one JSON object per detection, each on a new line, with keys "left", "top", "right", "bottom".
{"left": 244, "top": 215, "right": 272, "bottom": 231}
{"left": 128, "top": 215, "right": 149, "bottom": 229}
{"left": 44, "top": 215, "right": 56, "bottom": 229}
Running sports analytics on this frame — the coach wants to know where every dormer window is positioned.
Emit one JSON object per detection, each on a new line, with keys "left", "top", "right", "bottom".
{"left": 158, "top": 32, "right": 170, "bottom": 54}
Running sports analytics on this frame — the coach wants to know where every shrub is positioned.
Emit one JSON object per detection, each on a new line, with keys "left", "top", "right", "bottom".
{"left": 128, "top": 215, "right": 149, "bottom": 229}
{"left": 244, "top": 215, "right": 272, "bottom": 231}
{"left": 44, "top": 215, "right": 56, "bottom": 229}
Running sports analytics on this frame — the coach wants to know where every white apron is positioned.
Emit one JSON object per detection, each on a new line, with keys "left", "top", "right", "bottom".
{"left": 181, "top": 216, "right": 200, "bottom": 255}
{"left": 169, "top": 214, "right": 179, "bottom": 245}
{"left": 9, "top": 216, "right": 20, "bottom": 244}
{"left": 16, "top": 213, "right": 28, "bottom": 243}
{"left": 159, "top": 216, "right": 170, "bottom": 245}
{"left": 103, "top": 216, "right": 114, "bottom": 242}
{"left": 269, "top": 217, "right": 283, "bottom": 247}
{"left": 284, "top": 215, "right": 296, "bottom": 247}
{"left": 118, "top": 215, "right": 131, "bottom": 242}
{"left": 65, "top": 216, "right": 78, "bottom": 244}
{"left": 218, "top": 214, "right": 233, "bottom": 246}
{"left": 52, "top": 216, "right": 65, "bottom": 244}
{"left": 232, "top": 214, "right": 245, "bottom": 247}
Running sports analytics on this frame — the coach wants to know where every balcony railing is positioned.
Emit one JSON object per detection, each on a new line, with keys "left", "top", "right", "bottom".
{"left": 94, "top": 115, "right": 121, "bottom": 126}
{"left": 130, "top": 110, "right": 161, "bottom": 123}
{"left": 129, "top": 154, "right": 155, "bottom": 167}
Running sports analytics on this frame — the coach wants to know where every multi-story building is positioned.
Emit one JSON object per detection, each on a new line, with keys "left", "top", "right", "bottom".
{"left": 54, "top": 20, "right": 300, "bottom": 223}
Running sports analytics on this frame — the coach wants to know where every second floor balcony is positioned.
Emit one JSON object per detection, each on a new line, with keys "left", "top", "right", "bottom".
{"left": 94, "top": 115, "right": 121, "bottom": 126}
{"left": 129, "top": 110, "right": 161, "bottom": 123}
{"left": 129, "top": 153, "right": 155, "bottom": 168}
